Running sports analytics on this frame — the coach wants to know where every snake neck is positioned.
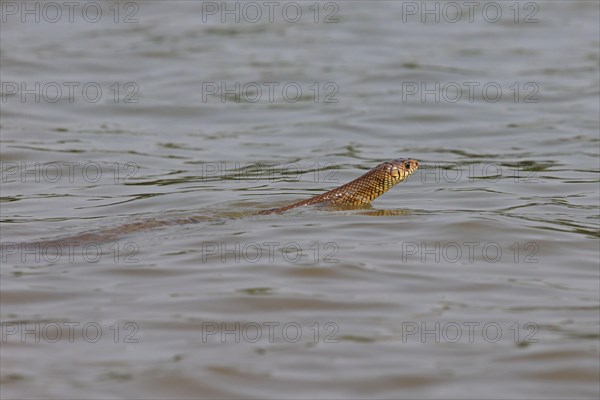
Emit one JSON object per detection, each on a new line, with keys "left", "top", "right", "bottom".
{"left": 305, "top": 168, "right": 397, "bottom": 206}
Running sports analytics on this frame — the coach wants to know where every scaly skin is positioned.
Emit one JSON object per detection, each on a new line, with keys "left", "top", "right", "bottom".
{"left": 258, "top": 158, "right": 419, "bottom": 214}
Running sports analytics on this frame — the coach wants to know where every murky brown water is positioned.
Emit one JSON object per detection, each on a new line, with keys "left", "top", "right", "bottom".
{"left": 1, "top": 1, "right": 599, "bottom": 399}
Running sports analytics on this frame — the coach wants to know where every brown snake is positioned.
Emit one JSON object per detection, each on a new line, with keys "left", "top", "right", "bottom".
{"left": 258, "top": 158, "right": 419, "bottom": 214}
{"left": 5, "top": 159, "right": 419, "bottom": 250}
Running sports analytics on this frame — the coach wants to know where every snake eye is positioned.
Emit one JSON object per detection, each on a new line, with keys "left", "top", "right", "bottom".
{"left": 404, "top": 162, "right": 412, "bottom": 170}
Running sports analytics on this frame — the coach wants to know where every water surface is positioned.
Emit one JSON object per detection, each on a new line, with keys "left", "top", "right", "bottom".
{"left": 1, "top": 1, "right": 599, "bottom": 398}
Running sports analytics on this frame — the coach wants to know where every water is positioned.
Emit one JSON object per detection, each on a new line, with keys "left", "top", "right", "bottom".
{"left": 1, "top": 1, "right": 599, "bottom": 398}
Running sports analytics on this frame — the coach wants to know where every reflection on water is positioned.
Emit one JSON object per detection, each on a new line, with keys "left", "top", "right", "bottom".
{"left": 1, "top": 1, "right": 599, "bottom": 399}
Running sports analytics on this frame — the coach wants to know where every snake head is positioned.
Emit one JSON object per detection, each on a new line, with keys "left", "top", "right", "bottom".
{"left": 386, "top": 158, "right": 419, "bottom": 181}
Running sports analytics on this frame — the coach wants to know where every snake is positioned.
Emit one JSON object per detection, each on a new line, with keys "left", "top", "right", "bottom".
{"left": 3, "top": 159, "right": 419, "bottom": 252}
{"left": 258, "top": 158, "right": 419, "bottom": 214}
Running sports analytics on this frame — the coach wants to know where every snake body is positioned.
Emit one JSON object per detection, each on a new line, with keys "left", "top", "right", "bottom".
{"left": 4, "top": 159, "right": 419, "bottom": 252}
{"left": 258, "top": 158, "right": 419, "bottom": 214}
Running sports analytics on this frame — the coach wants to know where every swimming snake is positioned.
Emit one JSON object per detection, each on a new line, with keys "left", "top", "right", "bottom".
{"left": 3, "top": 159, "right": 419, "bottom": 251}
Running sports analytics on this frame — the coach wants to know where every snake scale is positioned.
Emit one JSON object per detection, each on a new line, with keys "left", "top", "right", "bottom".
{"left": 6, "top": 159, "right": 419, "bottom": 250}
